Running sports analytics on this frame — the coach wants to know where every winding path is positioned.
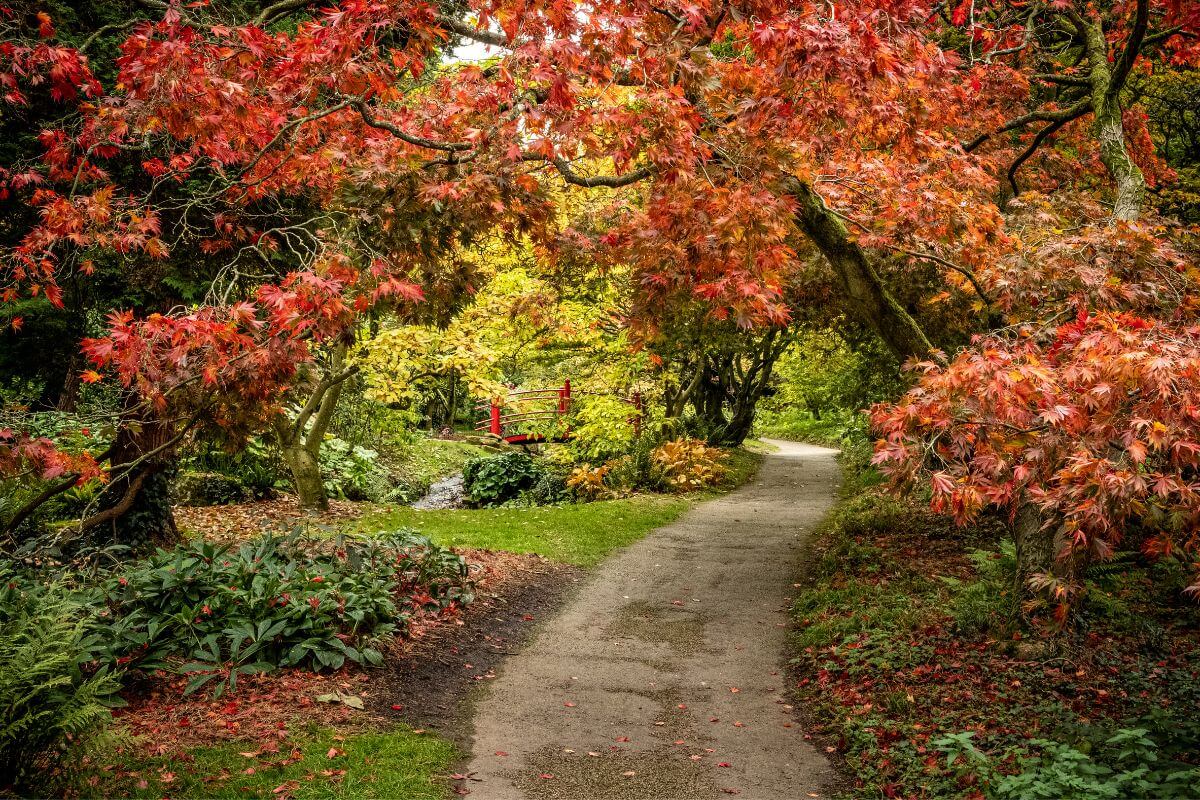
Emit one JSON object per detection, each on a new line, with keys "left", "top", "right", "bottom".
{"left": 461, "top": 440, "right": 841, "bottom": 800}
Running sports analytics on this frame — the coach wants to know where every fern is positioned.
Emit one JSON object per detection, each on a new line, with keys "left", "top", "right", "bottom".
{"left": 0, "top": 584, "right": 123, "bottom": 791}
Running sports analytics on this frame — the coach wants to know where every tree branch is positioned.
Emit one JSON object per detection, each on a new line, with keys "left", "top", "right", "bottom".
{"left": 255, "top": 0, "right": 320, "bottom": 25}
{"left": 524, "top": 154, "right": 653, "bottom": 188}
{"left": 962, "top": 98, "right": 1091, "bottom": 152}
{"left": 1108, "top": 0, "right": 1150, "bottom": 100}
{"left": 435, "top": 15, "right": 510, "bottom": 47}
{"left": 350, "top": 99, "right": 475, "bottom": 152}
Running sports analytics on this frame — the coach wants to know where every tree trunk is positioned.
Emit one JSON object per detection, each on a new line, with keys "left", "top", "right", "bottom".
{"left": 782, "top": 176, "right": 937, "bottom": 363}
{"left": 1079, "top": 10, "right": 1147, "bottom": 222}
{"left": 274, "top": 340, "right": 353, "bottom": 511}
{"left": 1012, "top": 500, "right": 1055, "bottom": 600}
{"left": 282, "top": 442, "right": 328, "bottom": 510}
{"left": 93, "top": 410, "right": 179, "bottom": 550}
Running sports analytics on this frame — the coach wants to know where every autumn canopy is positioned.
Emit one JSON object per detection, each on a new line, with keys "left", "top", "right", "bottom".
{"left": 2, "top": 0, "right": 1200, "bottom": 604}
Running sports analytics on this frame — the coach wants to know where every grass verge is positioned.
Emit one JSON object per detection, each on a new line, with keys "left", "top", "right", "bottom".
{"left": 100, "top": 725, "right": 455, "bottom": 800}
{"left": 354, "top": 495, "right": 692, "bottom": 567}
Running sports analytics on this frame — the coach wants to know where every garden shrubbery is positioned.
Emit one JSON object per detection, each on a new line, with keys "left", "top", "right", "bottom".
{"left": 0, "top": 529, "right": 474, "bottom": 787}
{"left": 88, "top": 531, "right": 472, "bottom": 695}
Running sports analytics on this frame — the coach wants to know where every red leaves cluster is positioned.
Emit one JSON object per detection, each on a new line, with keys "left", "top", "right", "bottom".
{"left": 873, "top": 309, "right": 1200, "bottom": 594}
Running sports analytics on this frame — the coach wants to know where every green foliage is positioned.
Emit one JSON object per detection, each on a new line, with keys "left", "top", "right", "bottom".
{"left": 943, "top": 541, "right": 1020, "bottom": 637}
{"left": 461, "top": 452, "right": 545, "bottom": 506}
{"left": 756, "top": 326, "right": 902, "bottom": 442}
{"left": 320, "top": 437, "right": 389, "bottom": 501}
{"left": 90, "top": 531, "right": 472, "bottom": 696}
{"left": 172, "top": 471, "right": 251, "bottom": 507}
{"left": 936, "top": 724, "right": 1200, "bottom": 800}
{"left": 180, "top": 435, "right": 286, "bottom": 499}
{"left": 0, "top": 582, "right": 123, "bottom": 790}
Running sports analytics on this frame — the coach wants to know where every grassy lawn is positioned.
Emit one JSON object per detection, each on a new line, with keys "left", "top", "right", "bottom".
{"left": 354, "top": 494, "right": 693, "bottom": 567}
{"left": 353, "top": 446, "right": 763, "bottom": 567}
{"left": 102, "top": 726, "right": 455, "bottom": 800}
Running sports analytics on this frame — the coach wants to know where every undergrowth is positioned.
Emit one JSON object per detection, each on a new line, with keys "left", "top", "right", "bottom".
{"left": 790, "top": 444, "right": 1200, "bottom": 799}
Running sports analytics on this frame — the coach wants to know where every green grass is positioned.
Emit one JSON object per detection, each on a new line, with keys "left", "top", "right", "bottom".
{"left": 354, "top": 494, "right": 693, "bottom": 566}
{"left": 353, "top": 447, "right": 763, "bottom": 566}
{"left": 102, "top": 725, "right": 455, "bottom": 800}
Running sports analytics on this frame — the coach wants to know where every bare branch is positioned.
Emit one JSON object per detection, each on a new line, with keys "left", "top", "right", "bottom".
{"left": 962, "top": 97, "right": 1091, "bottom": 152}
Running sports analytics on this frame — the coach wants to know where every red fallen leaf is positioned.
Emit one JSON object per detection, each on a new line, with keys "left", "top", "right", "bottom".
{"left": 539, "top": 773, "right": 555, "bottom": 779}
{"left": 494, "top": 751, "right": 509, "bottom": 757}
{"left": 733, "top": 721, "right": 746, "bottom": 728}
{"left": 158, "top": 771, "right": 176, "bottom": 784}
{"left": 449, "top": 773, "right": 468, "bottom": 780}
{"left": 710, "top": 718, "right": 719, "bottom": 722}
{"left": 244, "top": 768, "right": 256, "bottom": 775}
{"left": 523, "top": 614, "right": 534, "bottom": 621}
{"left": 677, "top": 704, "right": 688, "bottom": 709}
{"left": 615, "top": 736, "right": 630, "bottom": 742}
{"left": 391, "top": 704, "right": 404, "bottom": 710}
{"left": 729, "top": 687, "right": 741, "bottom": 693}
{"left": 564, "top": 702, "right": 576, "bottom": 707}
{"left": 673, "top": 740, "right": 686, "bottom": 745}
{"left": 717, "top": 762, "right": 732, "bottom": 768}
{"left": 326, "top": 748, "right": 343, "bottom": 759}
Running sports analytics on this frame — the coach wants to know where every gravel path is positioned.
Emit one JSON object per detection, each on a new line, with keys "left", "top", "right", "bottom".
{"left": 460, "top": 440, "right": 842, "bottom": 800}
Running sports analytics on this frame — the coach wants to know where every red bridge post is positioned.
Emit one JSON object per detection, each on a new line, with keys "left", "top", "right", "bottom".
{"left": 490, "top": 402, "right": 502, "bottom": 436}
{"left": 558, "top": 380, "right": 571, "bottom": 414}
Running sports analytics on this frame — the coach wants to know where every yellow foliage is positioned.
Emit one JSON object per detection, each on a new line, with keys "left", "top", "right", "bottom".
{"left": 652, "top": 438, "right": 726, "bottom": 491}
{"left": 566, "top": 464, "right": 612, "bottom": 500}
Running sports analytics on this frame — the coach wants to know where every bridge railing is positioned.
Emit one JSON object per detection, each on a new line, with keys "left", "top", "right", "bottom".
{"left": 473, "top": 381, "right": 643, "bottom": 443}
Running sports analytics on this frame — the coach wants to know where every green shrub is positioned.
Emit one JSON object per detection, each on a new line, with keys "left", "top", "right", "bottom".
{"left": 0, "top": 583, "right": 123, "bottom": 790}
{"left": 181, "top": 436, "right": 286, "bottom": 498}
{"left": 462, "top": 452, "right": 544, "bottom": 506}
{"left": 936, "top": 724, "right": 1200, "bottom": 800}
{"left": 320, "top": 437, "right": 391, "bottom": 501}
{"left": 90, "top": 530, "right": 473, "bottom": 696}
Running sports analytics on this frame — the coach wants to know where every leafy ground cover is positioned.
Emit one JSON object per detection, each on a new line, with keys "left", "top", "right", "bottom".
{"left": 791, "top": 455, "right": 1200, "bottom": 799}
{"left": 98, "top": 724, "right": 455, "bottom": 800}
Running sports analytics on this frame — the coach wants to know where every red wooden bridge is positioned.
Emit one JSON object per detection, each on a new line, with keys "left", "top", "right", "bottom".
{"left": 474, "top": 381, "right": 643, "bottom": 445}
